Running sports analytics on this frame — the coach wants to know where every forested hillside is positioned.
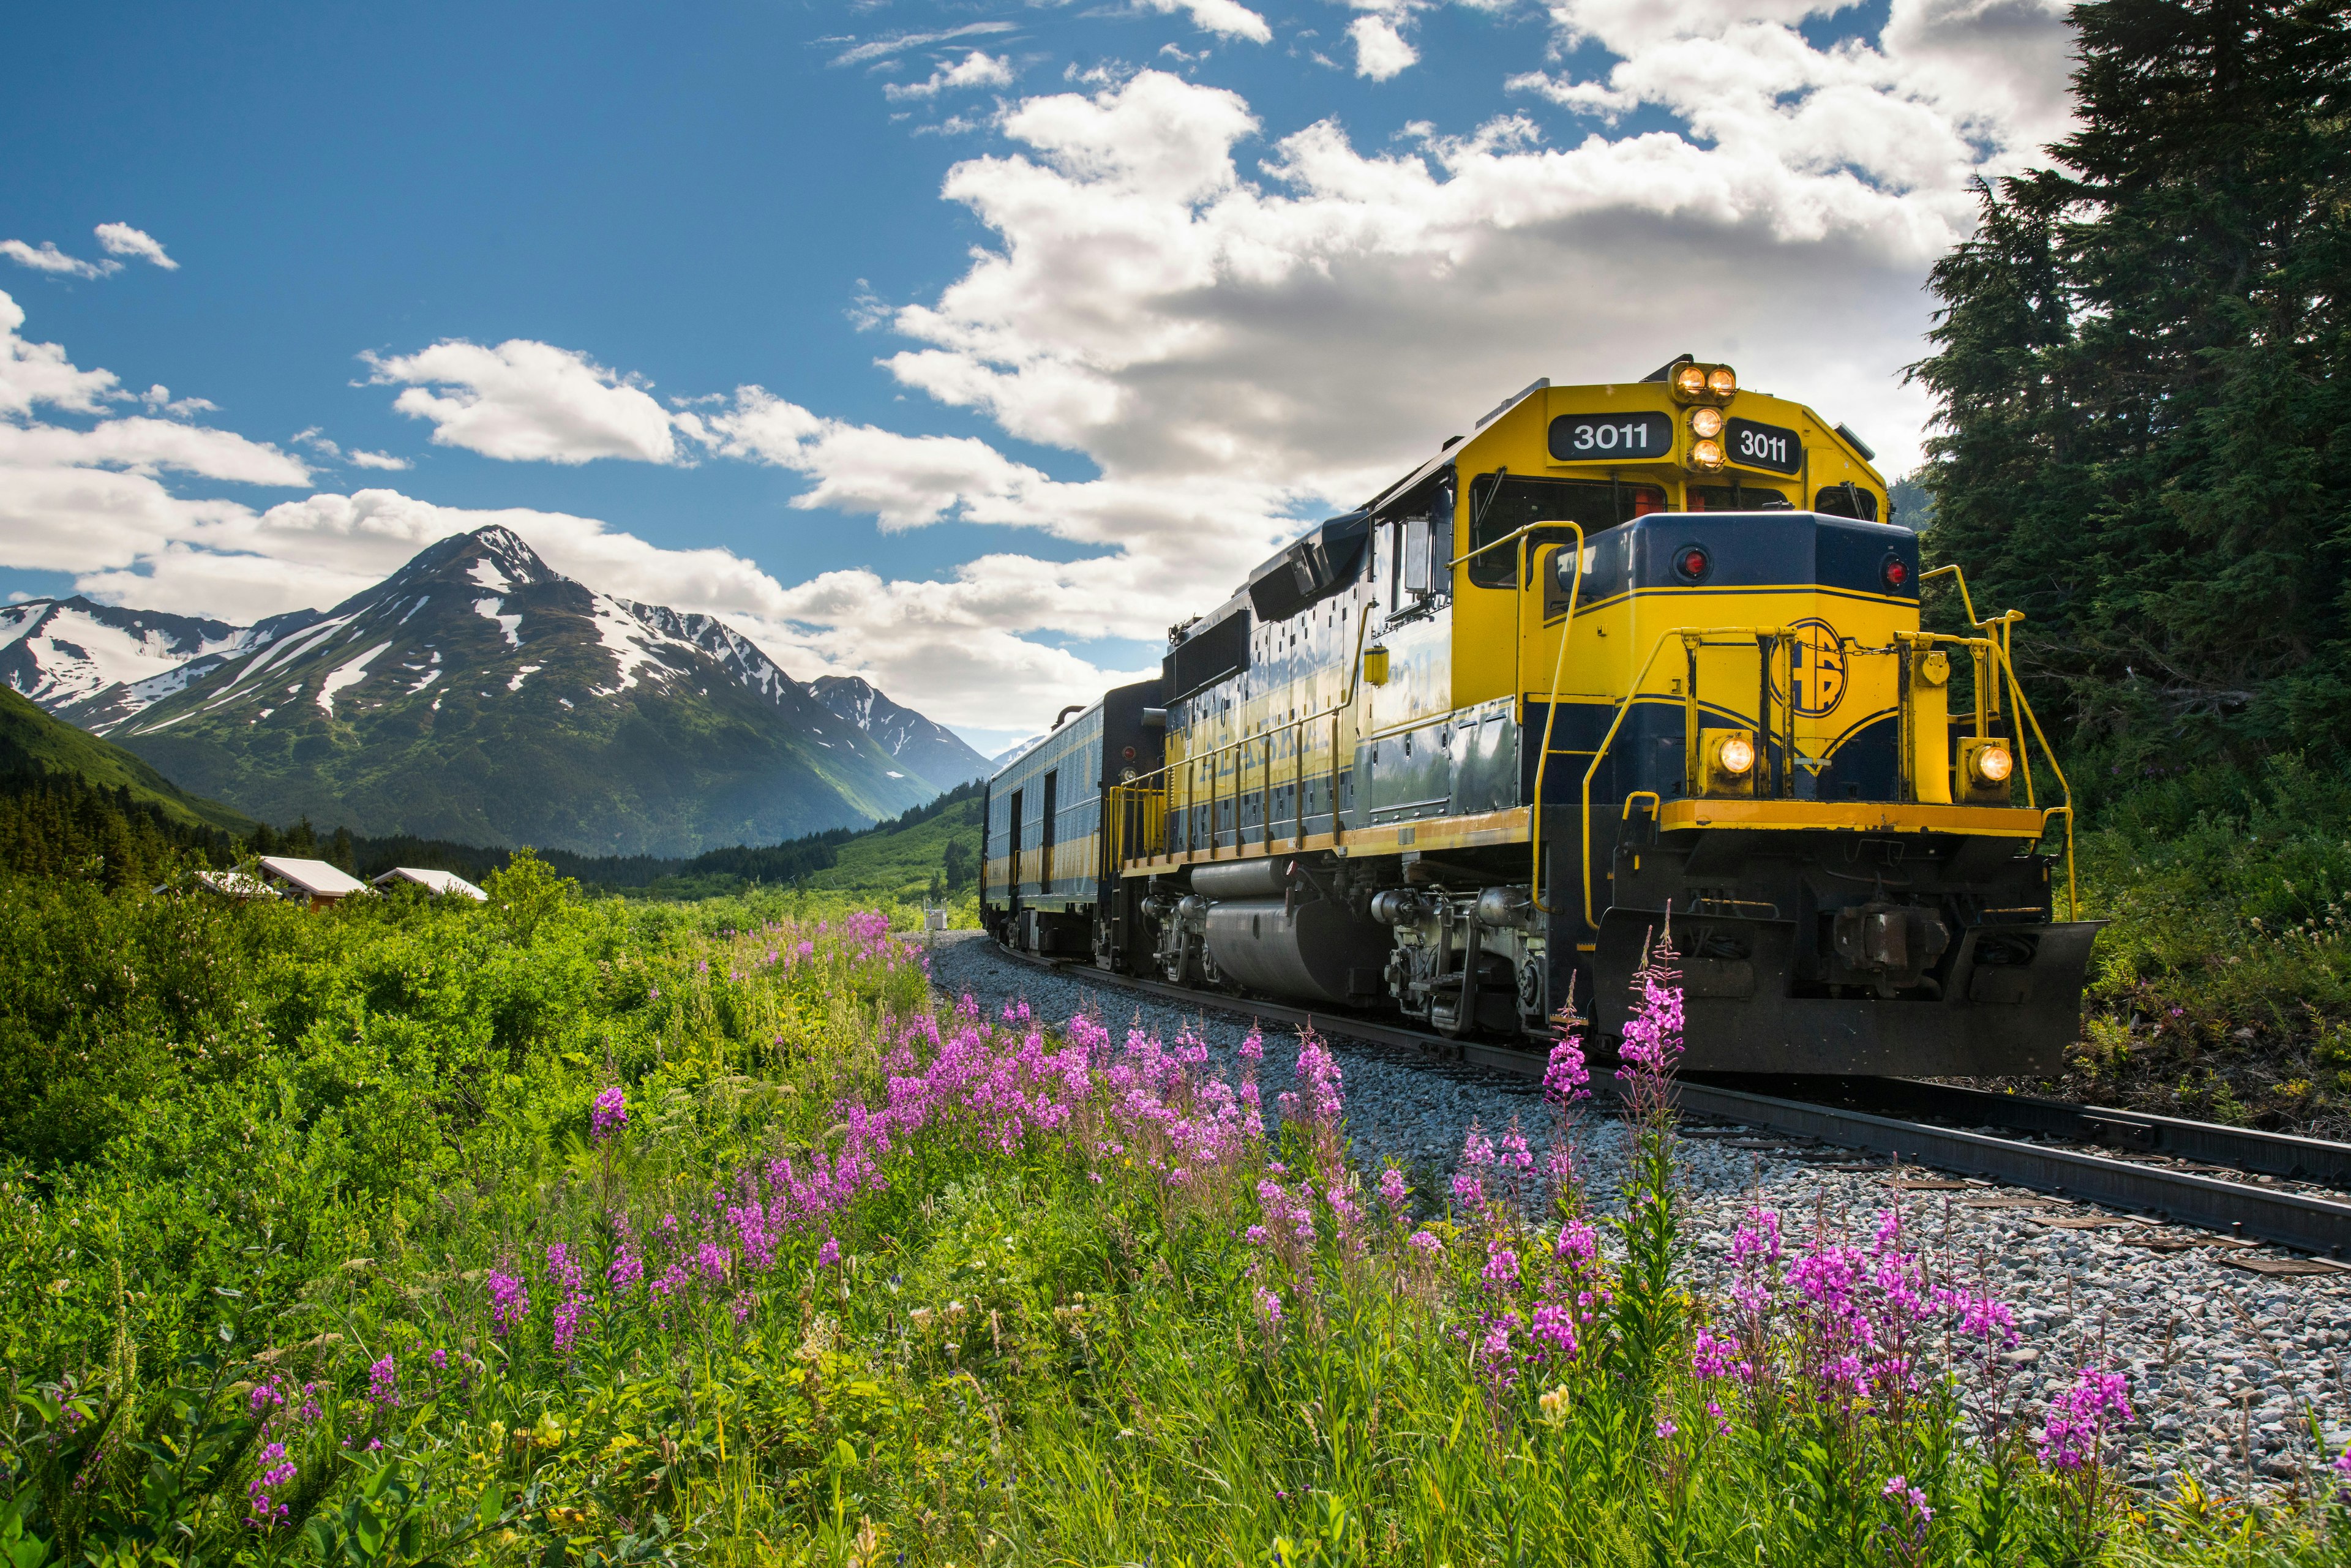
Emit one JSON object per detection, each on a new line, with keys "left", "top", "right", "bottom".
{"left": 1912, "top": 0, "right": 2351, "bottom": 1130}
{"left": 1913, "top": 0, "right": 2349, "bottom": 784}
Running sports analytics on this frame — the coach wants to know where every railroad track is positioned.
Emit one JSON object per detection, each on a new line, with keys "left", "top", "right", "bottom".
{"left": 976, "top": 939, "right": 2351, "bottom": 1262}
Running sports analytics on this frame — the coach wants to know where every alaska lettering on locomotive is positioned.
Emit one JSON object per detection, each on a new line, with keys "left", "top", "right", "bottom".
{"left": 980, "top": 356, "right": 2101, "bottom": 1075}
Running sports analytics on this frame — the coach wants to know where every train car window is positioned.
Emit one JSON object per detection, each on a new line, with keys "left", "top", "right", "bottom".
{"left": 1686, "top": 484, "right": 1794, "bottom": 511}
{"left": 1813, "top": 482, "right": 1880, "bottom": 520}
{"left": 1041, "top": 768, "right": 1058, "bottom": 887}
{"left": 1463, "top": 475, "right": 1665, "bottom": 588}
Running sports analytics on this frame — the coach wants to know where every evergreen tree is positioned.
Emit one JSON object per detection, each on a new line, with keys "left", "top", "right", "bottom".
{"left": 1912, "top": 0, "right": 2351, "bottom": 782}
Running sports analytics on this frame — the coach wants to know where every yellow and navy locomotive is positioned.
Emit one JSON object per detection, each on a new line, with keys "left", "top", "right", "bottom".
{"left": 983, "top": 358, "right": 2098, "bottom": 1074}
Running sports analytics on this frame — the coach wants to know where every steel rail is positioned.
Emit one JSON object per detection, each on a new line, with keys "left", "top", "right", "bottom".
{"left": 973, "top": 940, "right": 2351, "bottom": 1257}
{"left": 1695, "top": 1073, "right": 2351, "bottom": 1190}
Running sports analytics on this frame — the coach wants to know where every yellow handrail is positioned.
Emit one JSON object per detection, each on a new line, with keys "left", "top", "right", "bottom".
{"left": 1580, "top": 625, "right": 1778, "bottom": 929}
{"left": 1119, "top": 600, "right": 1376, "bottom": 862}
{"left": 1921, "top": 563, "right": 2075, "bottom": 918}
{"left": 1527, "top": 522, "right": 1586, "bottom": 913}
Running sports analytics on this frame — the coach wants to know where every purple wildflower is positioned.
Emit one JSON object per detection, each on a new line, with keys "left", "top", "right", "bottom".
{"left": 2039, "top": 1367, "right": 2132, "bottom": 1470}
{"left": 487, "top": 1267, "right": 529, "bottom": 1337}
{"left": 366, "top": 1354, "right": 398, "bottom": 1409}
{"left": 591, "top": 1084, "right": 628, "bottom": 1142}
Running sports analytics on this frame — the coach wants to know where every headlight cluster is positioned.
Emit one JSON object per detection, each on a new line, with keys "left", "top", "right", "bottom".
{"left": 1671, "top": 362, "right": 1738, "bottom": 402}
{"left": 1668, "top": 361, "right": 1737, "bottom": 470}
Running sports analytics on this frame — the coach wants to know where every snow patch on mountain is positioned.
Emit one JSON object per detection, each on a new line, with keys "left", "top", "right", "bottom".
{"left": 318, "top": 642, "right": 392, "bottom": 716}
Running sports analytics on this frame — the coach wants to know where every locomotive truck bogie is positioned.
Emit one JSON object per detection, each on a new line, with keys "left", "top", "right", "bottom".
{"left": 980, "top": 361, "right": 2099, "bottom": 1075}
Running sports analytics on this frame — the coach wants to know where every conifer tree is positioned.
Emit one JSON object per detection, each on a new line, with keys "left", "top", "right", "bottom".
{"left": 1912, "top": 0, "right": 2350, "bottom": 779}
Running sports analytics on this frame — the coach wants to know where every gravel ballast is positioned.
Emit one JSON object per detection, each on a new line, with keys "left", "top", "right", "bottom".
{"left": 924, "top": 930, "right": 2351, "bottom": 1493}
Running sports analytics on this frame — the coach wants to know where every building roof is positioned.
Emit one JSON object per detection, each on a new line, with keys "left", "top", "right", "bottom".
{"left": 371, "top": 866, "right": 489, "bottom": 901}
{"left": 187, "top": 868, "right": 272, "bottom": 899}
{"left": 257, "top": 856, "right": 370, "bottom": 898}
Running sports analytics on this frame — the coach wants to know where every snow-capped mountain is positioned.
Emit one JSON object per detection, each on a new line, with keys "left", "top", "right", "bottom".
{"left": 77, "top": 527, "right": 950, "bottom": 857}
{"left": 0, "top": 597, "right": 290, "bottom": 716}
{"left": 810, "top": 675, "right": 991, "bottom": 792}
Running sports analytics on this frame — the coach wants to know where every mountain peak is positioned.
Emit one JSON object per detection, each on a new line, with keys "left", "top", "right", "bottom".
{"left": 386, "top": 526, "right": 564, "bottom": 596}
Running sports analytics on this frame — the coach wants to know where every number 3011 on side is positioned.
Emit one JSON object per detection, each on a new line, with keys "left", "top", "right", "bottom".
{"left": 1548, "top": 411, "right": 1671, "bottom": 461}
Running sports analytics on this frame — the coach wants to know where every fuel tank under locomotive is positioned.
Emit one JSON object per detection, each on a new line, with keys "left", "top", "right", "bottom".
{"left": 1162, "top": 860, "right": 1390, "bottom": 1007}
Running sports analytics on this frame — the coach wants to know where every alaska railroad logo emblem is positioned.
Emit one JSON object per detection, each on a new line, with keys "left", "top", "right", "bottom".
{"left": 1777, "top": 618, "right": 1847, "bottom": 717}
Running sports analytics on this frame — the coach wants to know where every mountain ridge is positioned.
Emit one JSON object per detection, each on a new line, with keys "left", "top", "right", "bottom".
{"left": 80, "top": 528, "right": 951, "bottom": 857}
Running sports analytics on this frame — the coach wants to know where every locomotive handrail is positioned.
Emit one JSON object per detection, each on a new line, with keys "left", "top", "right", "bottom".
{"left": 1918, "top": 561, "right": 2079, "bottom": 921}
{"left": 1577, "top": 614, "right": 2080, "bottom": 931}
{"left": 1114, "top": 601, "right": 1375, "bottom": 863}
{"left": 1580, "top": 626, "right": 1784, "bottom": 929}
{"left": 1526, "top": 521, "right": 1587, "bottom": 915}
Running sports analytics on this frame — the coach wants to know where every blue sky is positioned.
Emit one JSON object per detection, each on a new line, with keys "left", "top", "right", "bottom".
{"left": 1, "top": 0, "right": 2078, "bottom": 750}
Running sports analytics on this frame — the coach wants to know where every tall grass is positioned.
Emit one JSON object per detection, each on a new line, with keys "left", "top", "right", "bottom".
{"left": 2, "top": 875, "right": 2345, "bottom": 1564}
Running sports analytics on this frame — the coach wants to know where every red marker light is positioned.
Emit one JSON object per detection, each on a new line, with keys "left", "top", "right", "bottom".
{"left": 1883, "top": 557, "right": 1911, "bottom": 591}
{"left": 1676, "top": 546, "right": 1711, "bottom": 582}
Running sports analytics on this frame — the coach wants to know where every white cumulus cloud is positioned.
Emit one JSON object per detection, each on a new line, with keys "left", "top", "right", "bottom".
{"left": 1137, "top": 0, "right": 1274, "bottom": 44}
{"left": 885, "top": 50, "right": 1018, "bottom": 100}
{"left": 366, "top": 339, "right": 683, "bottom": 465}
{"left": 1348, "top": 15, "right": 1420, "bottom": 78}
{"left": 0, "top": 291, "right": 123, "bottom": 414}
{"left": 92, "top": 223, "right": 178, "bottom": 270}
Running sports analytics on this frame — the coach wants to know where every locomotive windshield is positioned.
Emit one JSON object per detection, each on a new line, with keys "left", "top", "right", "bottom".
{"left": 1462, "top": 474, "right": 1665, "bottom": 588}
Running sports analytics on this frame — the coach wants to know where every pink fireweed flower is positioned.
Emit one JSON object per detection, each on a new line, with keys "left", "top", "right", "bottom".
{"left": 1498, "top": 1123, "right": 1534, "bottom": 1172}
{"left": 1542, "top": 1033, "right": 1591, "bottom": 1105}
{"left": 1245, "top": 1225, "right": 1270, "bottom": 1246}
{"left": 487, "top": 1267, "right": 529, "bottom": 1337}
{"left": 366, "top": 1354, "right": 398, "bottom": 1409}
{"left": 1378, "top": 1166, "right": 1409, "bottom": 1214}
{"left": 1407, "top": 1228, "right": 1443, "bottom": 1257}
{"left": 1730, "top": 1207, "right": 1782, "bottom": 1268}
{"left": 609, "top": 1216, "right": 644, "bottom": 1294}
{"left": 1480, "top": 1244, "right": 1521, "bottom": 1291}
{"left": 1530, "top": 1302, "right": 1579, "bottom": 1359}
{"left": 1692, "top": 1329, "right": 1736, "bottom": 1379}
{"left": 1294, "top": 1032, "right": 1344, "bottom": 1126}
{"left": 1881, "top": 1475, "right": 1932, "bottom": 1537}
{"left": 1239, "top": 1027, "right": 1264, "bottom": 1062}
{"left": 1474, "top": 1312, "right": 1523, "bottom": 1392}
{"left": 1554, "top": 1218, "right": 1598, "bottom": 1264}
{"left": 591, "top": 1085, "right": 628, "bottom": 1142}
{"left": 1617, "top": 969, "right": 1684, "bottom": 1074}
{"left": 546, "top": 1244, "right": 591, "bottom": 1355}
{"left": 1253, "top": 1285, "right": 1283, "bottom": 1327}
{"left": 245, "top": 1441, "right": 296, "bottom": 1528}
{"left": 1655, "top": 1418, "right": 1678, "bottom": 1441}
{"left": 817, "top": 1236, "right": 842, "bottom": 1268}
{"left": 2039, "top": 1367, "right": 2133, "bottom": 1470}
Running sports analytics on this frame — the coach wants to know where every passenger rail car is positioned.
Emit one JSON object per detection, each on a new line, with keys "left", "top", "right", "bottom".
{"left": 982, "top": 358, "right": 2101, "bottom": 1075}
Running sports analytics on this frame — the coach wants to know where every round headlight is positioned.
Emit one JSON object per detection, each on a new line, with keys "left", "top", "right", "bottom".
{"left": 1971, "top": 744, "right": 2014, "bottom": 784}
{"left": 1708, "top": 366, "right": 1738, "bottom": 396}
{"left": 1689, "top": 407, "right": 1725, "bottom": 439}
{"left": 1690, "top": 437, "right": 1725, "bottom": 470}
{"left": 1713, "top": 733, "right": 1756, "bottom": 776}
{"left": 1674, "top": 364, "right": 1709, "bottom": 398}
